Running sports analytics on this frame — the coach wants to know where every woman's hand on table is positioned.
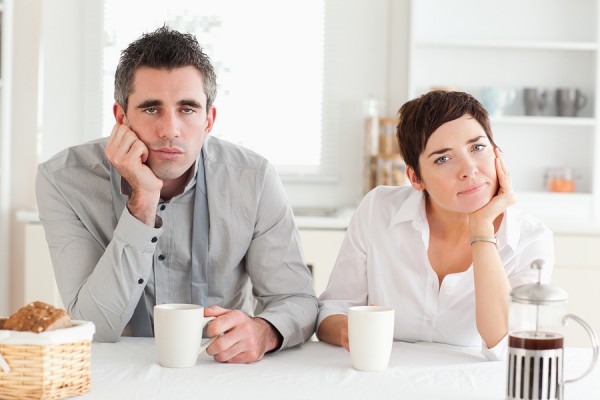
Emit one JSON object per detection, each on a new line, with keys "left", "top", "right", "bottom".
{"left": 317, "top": 314, "right": 350, "bottom": 351}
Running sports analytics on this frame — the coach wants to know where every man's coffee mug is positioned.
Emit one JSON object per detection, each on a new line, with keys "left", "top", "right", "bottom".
{"left": 154, "top": 304, "right": 216, "bottom": 368}
{"left": 348, "top": 306, "right": 395, "bottom": 371}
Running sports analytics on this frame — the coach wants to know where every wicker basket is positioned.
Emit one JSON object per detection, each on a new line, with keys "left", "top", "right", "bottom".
{"left": 0, "top": 321, "right": 94, "bottom": 400}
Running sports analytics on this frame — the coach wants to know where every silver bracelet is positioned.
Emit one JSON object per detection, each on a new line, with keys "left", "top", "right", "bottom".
{"left": 470, "top": 236, "right": 498, "bottom": 249}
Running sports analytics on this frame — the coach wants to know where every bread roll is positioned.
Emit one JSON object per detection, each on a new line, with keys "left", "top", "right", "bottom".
{"left": 2, "top": 301, "right": 72, "bottom": 332}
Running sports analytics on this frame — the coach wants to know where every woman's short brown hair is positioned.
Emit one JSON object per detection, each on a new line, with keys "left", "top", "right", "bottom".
{"left": 396, "top": 90, "right": 497, "bottom": 181}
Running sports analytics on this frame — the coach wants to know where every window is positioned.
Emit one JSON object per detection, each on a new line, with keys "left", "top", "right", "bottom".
{"left": 103, "top": 0, "right": 324, "bottom": 174}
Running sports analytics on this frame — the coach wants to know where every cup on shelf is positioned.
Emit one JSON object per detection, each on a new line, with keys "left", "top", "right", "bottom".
{"left": 556, "top": 88, "right": 587, "bottom": 117}
{"left": 480, "top": 87, "right": 516, "bottom": 116}
{"left": 523, "top": 87, "right": 549, "bottom": 116}
{"left": 545, "top": 167, "right": 576, "bottom": 193}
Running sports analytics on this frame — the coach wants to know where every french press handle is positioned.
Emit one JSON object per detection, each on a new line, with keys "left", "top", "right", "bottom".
{"left": 562, "top": 313, "right": 599, "bottom": 384}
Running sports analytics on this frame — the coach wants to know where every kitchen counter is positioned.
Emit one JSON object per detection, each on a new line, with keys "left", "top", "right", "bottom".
{"left": 16, "top": 207, "right": 600, "bottom": 235}
{"left": 296, "top": 209, "right": 600, "bottom": 236}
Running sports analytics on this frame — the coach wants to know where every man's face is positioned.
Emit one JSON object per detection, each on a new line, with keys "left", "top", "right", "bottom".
{"left": 118, "top": 66, "right": 214, "bottom": 184}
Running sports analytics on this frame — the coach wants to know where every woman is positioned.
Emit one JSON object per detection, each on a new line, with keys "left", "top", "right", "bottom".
{"left": 317, "top": 91, "right": 554, "bottom": 360}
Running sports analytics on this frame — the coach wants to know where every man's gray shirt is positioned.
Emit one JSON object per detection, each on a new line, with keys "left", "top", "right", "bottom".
{"left": 36, "top": 135, "right": 318, "bottom": 348}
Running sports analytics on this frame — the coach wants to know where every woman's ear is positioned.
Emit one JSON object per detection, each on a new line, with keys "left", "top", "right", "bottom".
{"left": 407, "top": 165, "right": 425, "bottom": 191}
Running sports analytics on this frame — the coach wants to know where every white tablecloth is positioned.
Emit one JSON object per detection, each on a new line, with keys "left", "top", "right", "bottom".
{"left": 81, "top": 338, "right": 599, "bottom": 400}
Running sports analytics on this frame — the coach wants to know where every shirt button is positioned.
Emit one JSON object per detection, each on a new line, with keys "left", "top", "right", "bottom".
{"left": 137, "top": 278, "right": 144, "bottom": 284}
{"left": 158, "top": 254, "right": 166, "bottom": 261}
{"left": 160, "top": 205, "right": 166, "bottom": 211}
{"left": 151, "top": 237, "right": 158, "bottom": 243}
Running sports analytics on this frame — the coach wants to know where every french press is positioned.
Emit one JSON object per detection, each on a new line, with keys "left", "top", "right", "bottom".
{"left": 507, "top": 260, "right": 598, "bottom": 400}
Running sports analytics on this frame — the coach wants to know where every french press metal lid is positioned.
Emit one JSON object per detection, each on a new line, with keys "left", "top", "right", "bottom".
{"left": 510, "top": 260, "right": 568, "bottom": 305}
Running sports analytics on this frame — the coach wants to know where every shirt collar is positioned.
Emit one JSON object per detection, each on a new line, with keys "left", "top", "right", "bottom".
{"left": 389, "top": 188, "right": 519, "bottom": 253}
{"left": 389, "top": 189, "right": 427, "bottom": 227}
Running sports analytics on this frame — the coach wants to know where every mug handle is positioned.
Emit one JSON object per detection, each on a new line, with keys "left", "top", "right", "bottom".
{"left": 539, "top": 90, "right": 548, "bottom": 107}
{"left": 577, "top": 93, "right": 588, "bottom": 110}
{"left": 562, "top": 313, "right": 599, "bottom": 384}
{"left": 199, "top": 316, "right": 217, "bottom": 353}
{"left": 199, "top": 335, "right": 218, "bottom": 353}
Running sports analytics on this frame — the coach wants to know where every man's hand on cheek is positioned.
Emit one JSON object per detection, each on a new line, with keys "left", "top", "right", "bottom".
{"left": 105, "top": 123, "right": 163, "bottom": 225}
{"left": 204, "top": 306, "right": 282, "bottom": 363}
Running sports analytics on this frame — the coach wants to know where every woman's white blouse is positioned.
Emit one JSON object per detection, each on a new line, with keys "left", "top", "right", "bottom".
{"left": 317, "top": 186, "right": 554, "bottom": 360}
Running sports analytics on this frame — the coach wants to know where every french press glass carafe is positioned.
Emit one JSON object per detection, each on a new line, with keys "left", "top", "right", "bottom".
{"left": 507, "top": 260, "right": 598, "bottom": 400}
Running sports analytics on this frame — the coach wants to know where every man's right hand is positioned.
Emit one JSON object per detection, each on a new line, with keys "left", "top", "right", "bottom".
{"left": 105, "top": 123, "right": 162, "bottom": 226}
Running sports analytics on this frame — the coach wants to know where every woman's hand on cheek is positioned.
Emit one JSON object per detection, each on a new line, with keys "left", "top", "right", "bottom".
{"left": 470, "top": 148, "right": 516, "bottom": 229}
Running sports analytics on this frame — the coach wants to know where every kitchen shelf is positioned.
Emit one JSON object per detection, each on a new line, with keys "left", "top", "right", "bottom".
{"left": 409, "top": 0, "right": 600, "bottom": 221}
{"left": 490, "top": 116, "right": 596, "bottom": 127}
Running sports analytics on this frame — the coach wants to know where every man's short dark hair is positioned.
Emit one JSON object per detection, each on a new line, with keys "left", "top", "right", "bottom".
{"left": 396, "top": 90, "right": 497, "bottom": 181}
{"left": 114, "top": 26, "right": 217, "bottom": 112}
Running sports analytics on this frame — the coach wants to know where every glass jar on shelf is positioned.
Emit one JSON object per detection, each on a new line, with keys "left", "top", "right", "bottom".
{"left": 545, "top": 167, "right": 576, "bottom": 193}
{"left": 378, "top": 119, "right": 399, "bottom": 155}
{"left": 376, "top": 155, "right": 406, "bottom": 187}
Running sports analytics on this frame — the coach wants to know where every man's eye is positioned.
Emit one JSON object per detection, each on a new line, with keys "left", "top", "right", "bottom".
{"left": 434, "top": 156, "right": 449, "bottom": 165}
{"left": 144, "top": 108, "right": 157, "bottom": 114}
{"left": 181, "top": 108, "right": 195, "bottom": 114}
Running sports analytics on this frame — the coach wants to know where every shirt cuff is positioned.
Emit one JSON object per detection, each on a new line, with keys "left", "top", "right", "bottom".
{"left": 114, "top": 207, "right": 164, "bottom": 251}
{"left": 481, "top": 334, "right": 508, "bottom": 361}
{"left": 316, "top": 299, "right": 355, "bottom": 331}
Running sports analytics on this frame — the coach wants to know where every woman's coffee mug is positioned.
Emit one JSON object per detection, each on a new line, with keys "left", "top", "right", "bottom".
{"left": 154, "top": 304, "right": 216, "bottom": 368}
{"left": 348, "top": 306, "right": 395, "bottom": 371}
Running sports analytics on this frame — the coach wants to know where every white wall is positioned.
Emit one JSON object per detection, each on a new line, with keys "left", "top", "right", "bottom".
{"left": 0, "top": 0, "right": 14, "bottom": 316}
{"left": 284, "top": 0, "right": 409, "bottom": 210}
{"left": 40, "top": 0, "right": 104, "bottom": 162}
{"left": 6, "top": 0, "right": 43, "bottom": 314}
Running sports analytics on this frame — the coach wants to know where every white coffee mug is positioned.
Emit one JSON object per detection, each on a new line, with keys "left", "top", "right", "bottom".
{"left": 348, "top": 306, "right": 395, "bottom": 371}
{"left": 154, "top": 304, "right": 216, "bottom": 368}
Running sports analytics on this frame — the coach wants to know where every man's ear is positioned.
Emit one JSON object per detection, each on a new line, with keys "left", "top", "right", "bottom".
{"left": 204, "top": 105, "right": 216, "bottom": 136}
{"left": 407, "top": 165, "right": 425, "bottom": 191}
{"left": 113, "top": 103, "right": 126, "bottom": 124}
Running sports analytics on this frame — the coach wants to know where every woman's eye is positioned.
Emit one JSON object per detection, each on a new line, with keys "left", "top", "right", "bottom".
{"left": 434, "top": 156, "right": 450, "bottom": 165}
{"left": 472, "top": 144, "right": 486, "bottom": 152}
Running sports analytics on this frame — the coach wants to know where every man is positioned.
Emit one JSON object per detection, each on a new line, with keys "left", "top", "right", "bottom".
{"left": 36, "top": 26, "right": 317, "bottom": 363}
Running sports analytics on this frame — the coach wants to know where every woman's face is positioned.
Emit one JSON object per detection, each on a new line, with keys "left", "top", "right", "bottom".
{"left": 408, "top": 114, "right": 498, "bottom": 215}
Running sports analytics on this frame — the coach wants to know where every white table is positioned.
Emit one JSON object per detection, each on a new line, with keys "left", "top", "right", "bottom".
{"left": 81, "top": 338, "right": 599, "bottom": 400}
